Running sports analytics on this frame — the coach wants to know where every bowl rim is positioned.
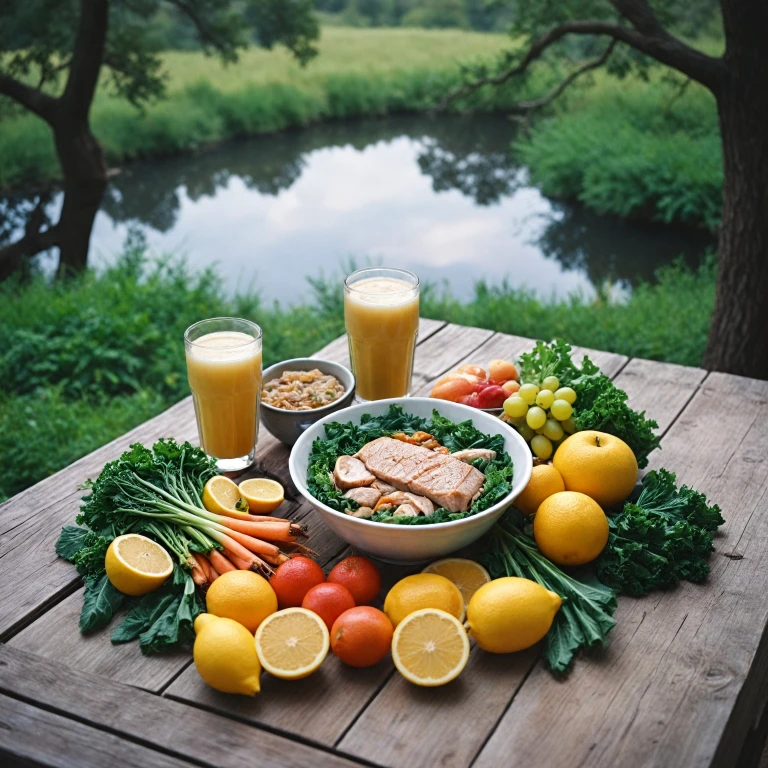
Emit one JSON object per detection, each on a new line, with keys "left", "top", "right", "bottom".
{"left": 288, "top": 396, "right": 532, "bottom": 532}
{"left": 261, "top": 357, "right": 356, "bottom": 416}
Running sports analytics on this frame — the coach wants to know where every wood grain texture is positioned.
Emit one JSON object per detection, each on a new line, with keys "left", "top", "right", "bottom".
{"left": 472, "top": 372, "right": 768, "bottom": 768}
{"left": 0, "top": 646, "right": 362, "bottom": 768}
{"left": 0, "top": 691, "right": 188, "bottom": 768}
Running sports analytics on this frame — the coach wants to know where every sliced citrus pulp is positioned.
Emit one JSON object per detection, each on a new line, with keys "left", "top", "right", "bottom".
{"left": 104, "top": 533, "right": 173, "bottom": 596}
{"left": 255, "top": 607, "right": 329, "bottom": 679}
{"left": 421, "top": 558, "right": 491, "bottom": 607}
{"left": 391, "top": 608, "right": 470, "bottom": 687}
{"left": 202, "top": 475, "right": 249, "bottom": 515}
{"left": 239, "top": 478, "right": 284, "bottom": 514}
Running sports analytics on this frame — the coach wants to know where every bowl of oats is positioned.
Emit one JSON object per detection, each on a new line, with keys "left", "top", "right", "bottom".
{"left": 260, "top": 358, "right": 356, "bottom": 445}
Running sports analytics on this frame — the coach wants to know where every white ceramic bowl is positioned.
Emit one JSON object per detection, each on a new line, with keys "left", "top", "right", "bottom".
{"left": 288, "top": 397, "right": 533, "bottom": 564}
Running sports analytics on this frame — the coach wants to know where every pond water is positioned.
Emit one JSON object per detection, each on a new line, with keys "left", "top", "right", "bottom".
{"left": 4, "top": 115, "right": 712, "bottom": 303}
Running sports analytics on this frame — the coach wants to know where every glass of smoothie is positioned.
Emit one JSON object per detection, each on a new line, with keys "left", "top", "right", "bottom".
{"left": 184, "top": 317, "right": 262, "bottom": 473}
{"left": 344, "top": 267, "right": 420, "bottom": 401}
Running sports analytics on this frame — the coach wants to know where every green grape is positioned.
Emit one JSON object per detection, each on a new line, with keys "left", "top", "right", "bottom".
{"left": 503, "top": 396, "right": 528, "bottom": 418}
{"left": 550, "top": 399, "right": 573, "bottom": 421}
{"left": 531, "top": 434, "right": 553, "bottom": 460}
{"left": 517, "top": 424, "right": 535, "bottom": 442}
{"left": 535, "top": 389, "right": 555, "bottom": 409}
{"left": 561, "top": 417, "right": 577, "bottom": 435}
{"left": 506, "top": 414, "right": 527, "bottom": 428}
{"left": 541, "top": 376, "right": 560, "bottom": 392}
{"left": 518, "top": 383, "right": 539, "bottom": 405}
{"left": 526, "top": 405, "right": 547, "bottom": 430}
{"left": 542, "top": 418, "right": 564, "bottom": 442}
{"left": 554, "top": 386, "right": 577, "bottom": 405}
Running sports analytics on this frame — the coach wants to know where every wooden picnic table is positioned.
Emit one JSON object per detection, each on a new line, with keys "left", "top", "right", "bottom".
{"left": 2, "top": 319, "right": 768, "bottom": 768}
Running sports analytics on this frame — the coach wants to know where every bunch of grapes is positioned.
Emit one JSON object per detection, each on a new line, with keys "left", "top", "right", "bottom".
{"left": 502, "top": 376, "right": 577, "bottom": 460}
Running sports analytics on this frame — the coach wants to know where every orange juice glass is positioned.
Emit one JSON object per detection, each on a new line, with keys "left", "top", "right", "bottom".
{"left": 344, "top": 268, "right": 420, "bottom": 401}
{"left": 184, "top": 317, "right": 262, "bottom": 472}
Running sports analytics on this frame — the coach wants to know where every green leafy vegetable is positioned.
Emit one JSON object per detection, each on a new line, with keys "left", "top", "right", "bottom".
{"left": 480, "top": 510, "right": 617, "bottom": 674}
{"left": 596, "top": 469, "right": 725, "bottom": 596}
{"left": 80, "top": 574, "right": 125, "bottom": 633}
{"left": 517, "top": 340, "right": 660, "bottom": 468}
{"left": 55, "top": 525, "right": 90, "bottom": 561}
{"left": 306, "top": 405, "right": 513, "bottom": 525}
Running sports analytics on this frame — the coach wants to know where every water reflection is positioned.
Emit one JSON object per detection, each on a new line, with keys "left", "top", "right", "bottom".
{"left": 3, "top": 115, "right": 712, "bottom": 300}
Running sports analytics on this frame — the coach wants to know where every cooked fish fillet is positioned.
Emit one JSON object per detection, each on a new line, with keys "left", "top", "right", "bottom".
{"left": 372, "top": 479, "right": 398, "bottom": 494}
{"left": 343, "top": 487, "right": 382, "bottom": 508}
{"left": 355, "top": 436, "right": 485, "bottom": 513}
{"left": 333, "top": 455, "right": 376, "bottom": 490}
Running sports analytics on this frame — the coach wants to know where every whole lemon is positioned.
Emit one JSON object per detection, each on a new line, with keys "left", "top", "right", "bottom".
{"left": 466, "top": 577, "right": 561, "bottom": 653}
{"left": 193, "top": 614, "right": 262, "bottom": 696}
{"left": 553, "top": 430, "right": 638, "bottom": 509}
{"left": 384, "top": 573, "right": 464, "bottom": 628}
{"left": 514, "top": 464, "right": 565, "bottom": 516}
{"left": 534, "top": 491, "right": 609, "bottom": 566}
{"left": 205, "top": 570, "right": 277, "bottom": 633}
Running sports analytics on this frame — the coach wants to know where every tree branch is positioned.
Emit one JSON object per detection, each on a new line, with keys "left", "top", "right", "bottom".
{"left": 61, "top": 0, "right": 109, "bottom": 123}
{"left": 165, "top": 0, "right": 230, "bottom": 51}
{"left": 512, "top": 40, "right": 617, "bottom": 112}
{"left": 0, "top": 73, "right": 58, "bottom": 125}
{"left": 439, "top": 13, "right": 723, "bottom": 111}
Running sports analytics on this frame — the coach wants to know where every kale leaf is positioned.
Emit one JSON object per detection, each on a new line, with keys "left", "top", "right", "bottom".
{"left": 596, "top": 469, "right": 725, "bottom": 596}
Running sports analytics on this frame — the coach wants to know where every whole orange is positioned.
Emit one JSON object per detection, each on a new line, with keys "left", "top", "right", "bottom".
{"left": 514, "top": 464, "right": 565, "bottom": 516}
{"left": 327, "top": 556, "right": 382, "bottom": 605}
{"left": 331, "top": 606, "right": 393, "bottom": 668}
{"left": 553, "top": 430, "right": 638, "bottom": 509}
{"left": 533, "top": 491, "right": 609, "bottom": 566}
{"left": 270, "top": 556, "right": 326, "bottom": 609}
{"left": 302, "top": 582, "right": 356, "bottom": 631}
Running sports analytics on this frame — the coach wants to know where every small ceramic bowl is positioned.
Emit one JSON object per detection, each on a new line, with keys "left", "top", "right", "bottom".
{"left": 260, "top": 358, "right": 355, "bottom": 446}
{"left": 288, "top": 397, "right": 533, "bottom": 563}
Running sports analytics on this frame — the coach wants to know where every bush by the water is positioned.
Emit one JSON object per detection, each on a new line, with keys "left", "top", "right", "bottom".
{"left": 516, "top": 74, "right": 722, "bottom": 231}
{"left": 0, "top": 243, "right": 714, "bottom": 501}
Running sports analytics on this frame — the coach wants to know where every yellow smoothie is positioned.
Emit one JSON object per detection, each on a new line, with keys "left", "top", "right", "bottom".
{"left": 186, "top": 331, "right": 262, "bottom": 459}
{"left": 344, "top": 275, "right": 419, "bottom": 400}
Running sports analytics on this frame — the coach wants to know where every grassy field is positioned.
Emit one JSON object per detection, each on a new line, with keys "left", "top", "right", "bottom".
{"left": 0, "top": 27, "right": 519, "bottom": 189}
{"left": 0, "top": 243, "right": 715, "bottom": 501}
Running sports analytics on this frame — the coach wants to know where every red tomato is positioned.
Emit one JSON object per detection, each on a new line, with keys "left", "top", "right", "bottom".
{"left": 458, "top": 392, "right": 481, "bottom": 408}
{"left": 477, "top": 385, "right": 507, "bottom": 409}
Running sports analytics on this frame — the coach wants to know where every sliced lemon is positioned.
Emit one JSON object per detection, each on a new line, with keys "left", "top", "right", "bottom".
{"left": 255, "top": 607, "right": 329, "bottom": 680}
{"left": 391, "top": 608, "right": 470, "bottom": 687}
{"left": 239, "top": 478, "right": 284, "bottom": 514}
{"left": 421, "top": 558, "right": 491, "bottom": 607}
{"left": 203, "top": 475, "right": 249, "bottom": 515}
{"left": 104, "top": 534, "right": 174, "bottom": 596}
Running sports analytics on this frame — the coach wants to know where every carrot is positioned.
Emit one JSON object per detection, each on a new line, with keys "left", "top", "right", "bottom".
{"left": 218, "top": 518, "right": 302, "bottom": 543}
{"left": 190, "top": 561, "right": 207, "bottom": 588}
{"left": 225, "top": 550, "right": 255, "bottom": 570}
{"left": 224, "top": 529, "right": 281, "bottom": 558}
{"left": 208, "top": 549, "right": 237, "bottom": 574}
{"left": 193, "top": 553, "right": 217, "bottom": 584}
{"left": 223, "top": 546, "right": 274, "bottom": 577}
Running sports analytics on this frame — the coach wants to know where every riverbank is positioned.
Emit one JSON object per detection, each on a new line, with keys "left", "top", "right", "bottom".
{"left": 0, "top": 244, "right": 715, "bottom": 500}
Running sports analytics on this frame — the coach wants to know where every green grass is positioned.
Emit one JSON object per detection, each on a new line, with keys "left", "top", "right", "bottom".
{"left": 0, "top": 242, "right": 715, "bottom": 501}
{"left": 0, "top": 27, "right": 520, "bottom": 189}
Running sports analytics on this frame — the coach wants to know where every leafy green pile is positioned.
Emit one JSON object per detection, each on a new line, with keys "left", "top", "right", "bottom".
{"left": 480, "top": 510, "right": 617, "bottom": 674}
{"left": 597, "top": 469, "right": 724, "bottom": 596}
{"left": 517, "top": 339, "right": 660, "bottom": 468}
{"left": 55, "top": 438, "right": 219, "bottom": 653}
{"left": 306, "top": 405, "right": 514, "bottom": 525}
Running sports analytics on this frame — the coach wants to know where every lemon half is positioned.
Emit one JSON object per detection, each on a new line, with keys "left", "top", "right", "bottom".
{"left": 421, "top": 558, "right": 491, "bottom": 607}
{"left": 239, "top": 478, "right": 284, "bottom": 514}
{"left": 203, "top": 476, "right": 249, "bottom": 515}
{"left": 104, "top": 534, "right": 173, "bottom": 596}
{"left": 255, "top": 607, "right": 329, "bottom": 680}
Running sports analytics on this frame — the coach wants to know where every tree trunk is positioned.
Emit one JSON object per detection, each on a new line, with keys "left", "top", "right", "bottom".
{"left": 53, "top": 125, "right": 107, "bottom": 278}
{"left": 703, "top": 0, "right": 768, "bottom": 379}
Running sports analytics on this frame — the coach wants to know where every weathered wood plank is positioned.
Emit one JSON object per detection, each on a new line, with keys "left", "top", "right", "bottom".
{"left": 613, "top": 357, "right": 707, "bottom": 435}
{"left": 0, "top": 691, "right": 188, "bottom": 768}
{"left": 471, "top": 372, "right": 768, "bottom": 768}
{"left": 0, "top": 646, "right": 362, "bottom": 768}
{"left": 335, "top": 351, "right": 690, "bottom": 768}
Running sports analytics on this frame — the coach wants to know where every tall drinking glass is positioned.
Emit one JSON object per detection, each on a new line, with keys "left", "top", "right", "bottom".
{"left": 184, "top": 317, "right": 262, "bottom": 473}
{"left": 344, "top": 267, "right": 420, "bottom": 401}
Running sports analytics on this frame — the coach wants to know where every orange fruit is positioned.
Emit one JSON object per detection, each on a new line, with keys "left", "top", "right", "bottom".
{"left": 270, "top": 556, "right": 326, "bottom": 609}
{"left": 331, "top": 606, "right": 393, "bottom": 668}
{"left": 205, "top": 570, "right": 277, "bottom": 633}
{"left": 327, "top": 556, "right": 382, "bottom": 605}
{"left": 533, "top": 491, "right": 609, "bottom": 566}
{"left": 302, "top": 582, "right": 356, "bottom": 631}
{"left": 553, "top": 430, "right": 638, "bottom": 509}
{"left": 514, "top": 464, "right": 565, "bottom": 516}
